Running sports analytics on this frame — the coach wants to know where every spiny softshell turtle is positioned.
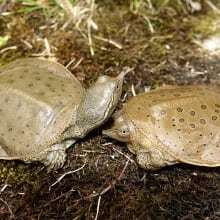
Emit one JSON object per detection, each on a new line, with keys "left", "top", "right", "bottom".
{"left": 103, "top": 86, "right": 220, "bottom": 170}
{"left": 0, "top": 58, "right": 127, "bottom": 169}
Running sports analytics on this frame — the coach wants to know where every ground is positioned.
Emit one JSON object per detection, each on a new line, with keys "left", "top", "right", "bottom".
{"left": 0, "top": 0, "right": 220, "bottom": 219}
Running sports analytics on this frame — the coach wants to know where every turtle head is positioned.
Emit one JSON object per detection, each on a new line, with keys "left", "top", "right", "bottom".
{"left": 102, "top": 111, "right": 132, "bottom": 143}
{"left": 73, "top": 68, "right": 130, "bottom": 138}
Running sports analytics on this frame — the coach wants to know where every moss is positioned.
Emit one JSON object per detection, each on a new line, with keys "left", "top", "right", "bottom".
{"left": 190, "top": 13, "right": 220, "bottom": 38}
{"left": 0, "top": 161, "right": 42, "bottom": 187}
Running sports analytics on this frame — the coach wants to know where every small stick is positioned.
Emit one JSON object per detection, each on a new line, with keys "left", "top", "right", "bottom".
{"left": 205, "top": 0, "right": 220, "bottom": 14}
{"left": 71, "top": 57, "right": 84, "bottom": 70}
{"left": 44, "top": 38, "right": 52, "bottom": 56}
{"left": 88, "top": 21, "right": 95, "bottom": 56}
{"left": 112, "top": 147, "right": 135, "bottom": 164}
{"left": 94, "top": 36, "right": 123, "bottom": 49}
{"left": 142, "top": 16, "right": 154, "bottom": 33}
{"left": 118, "top": 159, "right": 130, "bottom": 180}
{"left": 121, "top": 92, "right": 128, "bottom": 102}
{"left": 82, "top": 149, "right": 105, "bottom": 154}
{"left": 32, "top": 38, "right": 56, "bottom": 60}
{"left": 0, "top": 184, "right": 8, "bottom": 193}
{"left": 21, "top": 39, "right": 33, "bottom": 49}
{"left": 102, "top": 142, "right": 113, "bottom": 146}
{"left": 0, "top": 198, "right": 14, "bottom": 219}
{"left": 83, "top": 159, "right": 130, "bottom": 201}
{"left": 100, "top": 159, "right": 130, "bottom": 196}
{"left": 66, "top": 58, "right": 76, "bottom": 68}
{"left": 50, "top": 162, "right": 86, "bottom": 190}
{"left": 131, "top": 84, "right": 136, "bottom": 96}
{"left": 94, "top": 196, "right": 101, "bottom": 220}
{"left": 147, "top": 0, "right": 155, "bottom": 12}
{"left": 0, "top": 46, "right": 17, "bottom": 54}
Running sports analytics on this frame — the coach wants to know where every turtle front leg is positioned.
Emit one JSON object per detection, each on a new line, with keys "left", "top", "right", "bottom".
{"left": 136, "top": 147, "right": 177, "bottom": 170}
{"left": 44, "top": 144, "right": 67, "bottom": 170}
{"left": 42, "top": 140, "right": 75, "bottom": 170}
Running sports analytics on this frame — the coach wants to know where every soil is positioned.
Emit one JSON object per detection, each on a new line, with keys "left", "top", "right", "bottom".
{"left": 0, "top": 1, "right": 220, "bottom": 219}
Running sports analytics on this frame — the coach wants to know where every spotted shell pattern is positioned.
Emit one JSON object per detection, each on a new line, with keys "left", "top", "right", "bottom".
{"left": 0, "top": 58, "right": 84, "bottom": 161}
{"left": 124, "top": 86, "right": 220, "bottom": 166}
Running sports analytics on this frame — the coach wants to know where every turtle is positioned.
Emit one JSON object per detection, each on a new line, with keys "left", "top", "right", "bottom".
{"left": 103, "top": 85, "right": 220, "bottom": 170}
{"left": 0, "top": 58, "right": 128, "bottom": 169}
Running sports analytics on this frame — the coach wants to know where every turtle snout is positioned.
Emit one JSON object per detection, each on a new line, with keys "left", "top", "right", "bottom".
{"left": 117, "top": 67, "right": 133, "bottom": 80}
{"left": 102, "top": 128, "right": 114, "bottom": 138}
{"left": 102, "top": 128, "right": 119, "bottom": 141}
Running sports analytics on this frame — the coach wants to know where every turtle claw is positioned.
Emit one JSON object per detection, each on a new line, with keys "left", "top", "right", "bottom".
{"left": 45, "top": 148, "right": 67, "bottom": 171}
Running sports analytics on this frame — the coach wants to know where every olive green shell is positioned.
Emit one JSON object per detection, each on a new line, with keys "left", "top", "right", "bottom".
{"left": 0, "top": 58, "right": 84, "bottom": 160}
{"left": 124, "top": 86, "right": 220, "bottom": 166}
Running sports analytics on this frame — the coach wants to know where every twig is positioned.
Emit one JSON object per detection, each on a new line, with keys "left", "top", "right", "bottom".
{"left": 70, "top": 57, "right": 84, "bottom": 70}
{"left": 73, "top": 153, "right": 87, "bottom": 157}
{"left": 205, "top": 0, "right": 220, "bottom": 14}
{"left": 82, "top": 159, "right": 130, "bottom": 201}
{"left": 87, "top": 0, "right": 96, "bottom": 56}
{"left": 0, "top": 184, "right": 8, "bottom": 194}
{"left": 65, "top": 58, "right": 76, "bottom": 68}
{"left": 121, "top": 92, "right": 128, "bottom": 102}
{"left": 56, "top": 0, "right": 98, "bottom": 56}
{"left": 146, "top": 0, "right": 155, "bottom": 13}
{"left": 94, "top": 196, "right": 101, "bottom": 220}
{"left": 44, "top": 191, "right": 72, "bottom": 207}
{"left": 131, "top": 84, "right": 136, "bottom": 96}
{"left": 0, "top": 198, "right": 14, "bottom": 219}
{"left": 102, "top": 142, "right": 135, "bottom": 163}
{"left": 94, "top": 36, "right": 123, "bottom": 49}
{"left": 21, "top": 39, "right": 33, "bottom": 49}
{"left": 49, "top": 161, "right": 86, "bottom": 190}
{"left": 142, "top": 16, "right": 154, "bottom": 33}
{"left": 82, "top": 149, "right": 105, "bottom": 154}
{"left": 118, "top": 159, "right": 130, "bottom": 180}
{"left": 0, "top": 46, "right": 17, "bottom": 54}
{"left": 112, "top": 147, "right": 135, "bottom": 163}
{"left": 55, "top": 0, "right": 75, "bottom": 18}
{"left": 100, "top": 159, "right": 130, "bottom": 196}
{"left": 0, "top": 12, "right": 13, "bottom": 16}
{"left": 32, "top": 38, "right": 56, "bottom": 60}
{"left": 44, "top": 38, "right": 52, "bottom": 56}
{"left": 102, "top": 142, "right": 113, "bottom": 146}
{"left": 88, "top": 20, "right": 94, "bottom": 56}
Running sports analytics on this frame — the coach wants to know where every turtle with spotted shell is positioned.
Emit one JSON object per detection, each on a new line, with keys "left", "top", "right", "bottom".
{"left": 103, "top": 86, "right": 220, "bottom": 170}
{"left": 0, "top": 58, "right": 127, "bottom": 169}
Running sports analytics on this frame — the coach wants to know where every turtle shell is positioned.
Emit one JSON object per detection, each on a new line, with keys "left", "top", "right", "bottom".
{"left": 0, "top": 58, "right": 85, "bottom": 161}
{"left": 124, "top": 86, "right": 220, "bottom": 167}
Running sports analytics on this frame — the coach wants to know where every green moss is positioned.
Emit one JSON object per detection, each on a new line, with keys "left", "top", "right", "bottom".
{"left": 0, "top": 161, "right": 41, "bottom": 187}
{"left": 190, "top": 13, "right": 220, "bottom": 38}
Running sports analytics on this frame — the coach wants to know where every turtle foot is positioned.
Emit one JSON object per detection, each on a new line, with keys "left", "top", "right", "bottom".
{"left": 44, "top": 145, "right": 67, "bottom": 171}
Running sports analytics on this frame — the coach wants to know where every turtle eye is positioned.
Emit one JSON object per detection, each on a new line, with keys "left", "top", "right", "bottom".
{"left": 119, "top": 127, "right": 130, "bottom": 137}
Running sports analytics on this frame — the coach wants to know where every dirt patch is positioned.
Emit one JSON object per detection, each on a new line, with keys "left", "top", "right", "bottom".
{"left": 0, "top": 1, "right": 220, "bottom": 219}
